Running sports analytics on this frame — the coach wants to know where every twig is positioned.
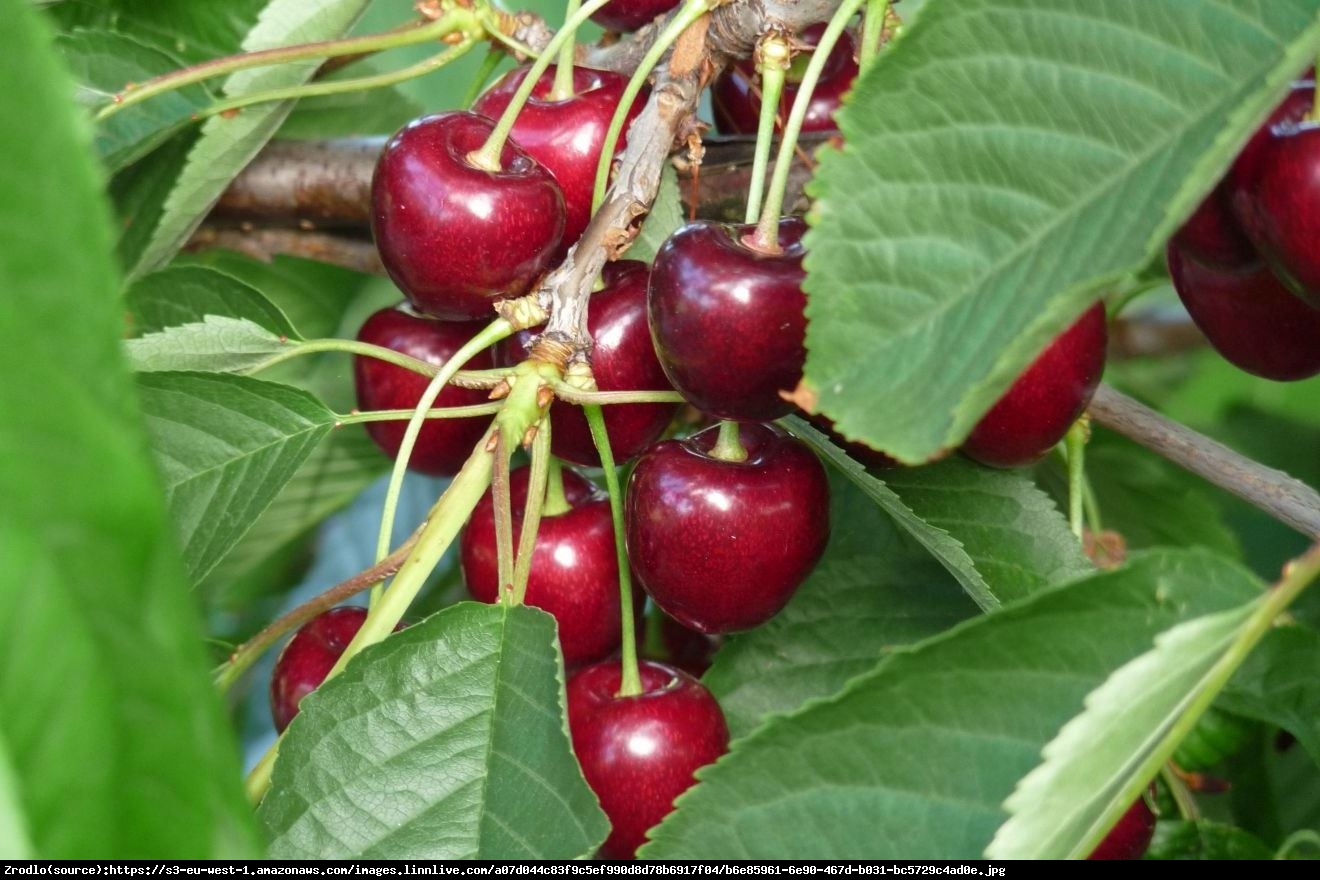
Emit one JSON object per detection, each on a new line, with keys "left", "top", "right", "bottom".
{"left": 1088, "top": 384, "right": 1320, "bottom": 539}
{"left": 186, "top": 226, "right": 383, "bottom": 274}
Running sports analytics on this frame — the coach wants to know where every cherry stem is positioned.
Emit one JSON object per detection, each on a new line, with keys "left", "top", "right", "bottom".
{"left": 196, "top": 39, "right": 478, "bottom": 120}
{"left": 590, "top": 0, "right": 713, "bottom": 212}
{"left": 462, "top": 44, "right": 507, "bottom": 109}
{"left": 859, "top": 0, "right": 891, "bottom": 71}
{"left": 745, "top": 35, "right": 791, "bottom": 225}
{"left": 550, "top": 0, "right": 585, "bottom": 100}
{"left": 242, "top": 336, "right": 511, "bottom": 388}
{"left": 710, "top": 419, "right": 749, "bottom": 463}
{"left": 583, "top": 403, "right": 643, "bottom": 698}
{"left": 543, "top": 455, "right": 572, "bottom": 517}
{"left": 550, "top": 382, "right": 684, "bottom": 405}
{"left": 369, "top": 319, "right": 513, "bottom": 607}
{"left": 753, "top": 0, "right": 865, "bottom": 250}
{"left": 469, "top": 0, "right": 615, "bottom": 171}
{"left": 493, "top": 433, "right": 517, "bottom": 602}
{"left": 336, "top": 403, "right": 503, "bottom": 425}
{"left": 512, "top": 420, "right": 554, "bottom": 603}
{"left": 1063, "top": 418, "right": 1089, "bottom": 541}
{"left": 1159, "top": 765, "right": 1201, "bottom": 822}
{"left": 96, "top": 10, "right": 479, "bottom": 122}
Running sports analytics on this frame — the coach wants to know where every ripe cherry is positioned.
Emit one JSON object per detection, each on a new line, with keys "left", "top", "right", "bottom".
{"left": 654, "top": 614, "right": 722, "bottom": 677}
{"left": 461, "top": 465, "right": 633, "bottom": 666}
{"left": 625, "top": 422, "right": 830, "bottom": 634}
{"left": 353, "top": 305, "right": 498, "bottom": 476}
{"left": 473, "top": 66, "right": 643, "bottom": 250}
{"left": 567, "top": 659, "right": 729, "bottom": 859}
{"left": 372, "top": 111, "right": 565, "bottom": 320}
{"left": 589, "top": 0, "right": 681, "bottom": 34}
{"left": 960, "top": 304, "right": 1108, "bottom": 468}
{"left": 503, "top": 260, "right": 678, "bottom": 466}
{"left": 1087, "top": 798, "right": 1156, "bottom": 860}
{"left": 649, "top": 218, "right": 808, "bottom": 422}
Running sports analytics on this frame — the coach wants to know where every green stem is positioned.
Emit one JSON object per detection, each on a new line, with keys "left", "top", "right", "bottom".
{"left": 584, "top": 404, "right": 642, "bottom": 697}
{"left": 97, "top": 10, "right": 478, "bottom": 121}
{"left": 242, "top": 335, "right": 510, "bottom": 387}
{"left": 551, "top": 0, "right": 585, "bottom": 99}
{"left": 1064, "top": 419, "right": 1088, "bottom": 541}
{"left": 859, "top": 0, "right": 891, "bottom": 71}
{"left": 752, "top": 0, "right": 865, "bottom": 250}
{"left": 1159, "top": 765, "right": 1201, "bottom": 822}
{"left": 543, "top": 455, "right": 572, "bottom": 517}
{"left": 591, "top": 0, "right": 713, "bottom": 211}
{"left": 745, "top": 35, "right": 791, "bottom": 225}
{"left": 336, "top": 403, "right": 502, "bottom": 425}
{"left": 550, "top": 382, "right": 684, "bottom": 406}
{"left": 469, "top": 0, "right": 614, "bottom": 170}
{"left": 710, "top": 419, "right": 749, "bottom": 463}
{"left": 492, "top": 433, "right": 516, "bottom": 603}
{"left": 1082, "top": 474, "right": 1104, "bottom": 534}
{"left": 197, "top": 39, "right": 477, "bottom": 119}
{"left": 462, "top": 44, "right": 507, "bottom": 109}
{"left": 512, "top": 421, "right": 554, "bottom": 604}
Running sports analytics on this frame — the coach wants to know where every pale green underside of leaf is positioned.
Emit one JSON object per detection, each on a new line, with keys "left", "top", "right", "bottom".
{"left": 804, "top": 0, "right": 1320, "bottom": 462}
{"left": 127, "top": 264, "right": 298, "bottom": 337}
{"left": 640, "top": 550, "right": 1261, "bottom": 859}
{"left": 1220, "top": 625, "right": 1320, "bottom": 764}
{"left": 0, "top": 731, "right": 32, "bottom": 859}
{"left": 260, "top": 602, "right": 609, "bottom": 859}
{"left": 126, "top": 315, "right": 293, "bottom": 373}
{"left": 629, "top": 162, "right": 684, "bottom": 264}
{"left": 136, "top": 371, "right": 336, "bottom": 582}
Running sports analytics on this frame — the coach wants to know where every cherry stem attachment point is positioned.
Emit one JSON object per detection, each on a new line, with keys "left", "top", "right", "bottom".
{"left": 584, "top": 404, "right": 642, "bottom": 698}
{"left": 859, "top": 0, "right": 892, "bottom": 71}
{"left": 711, "top": 419, "right": 749, "bottom": 463}
{"left": 550, "top": 0, "right": 585, "bottom": 100}
{"left": 745, "top": 34, "right": 791, "bottom": 225}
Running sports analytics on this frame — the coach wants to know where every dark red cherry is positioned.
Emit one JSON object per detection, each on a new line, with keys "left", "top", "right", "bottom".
{"left": 625, "top": 422, "right": 830, "bottom": 634}
{"left": 461, "top": 465, "right": 635, "bottom": 666}
{"left": 1171, "top": 185, "right": 1258, "bottom": 270}
{"left": 473, "top": 65, "right": 644, "bottom": 249}
{"left": 589, "top": 0, "right": 681, "bottom": 33}
{"left": 567, "top": 659, "right": 729, "bottom": 859}
{"left": 1087, "top": 798, "right": 1156, "bottom": 860}
{"left": 961, "top": 304, "right": 1108, "bottom": 469}
{"left": 648, "top": 218, "right": 808, "bottom": 421}
{"left": 656, "top": 615, "right": 722, "bottom": 677}
{"left": 270, "top": 607, "right": 404, "bottom": 732}
{"left": 712, "top": 24, "right": 859, "bottom": 136}
{"left": 1167, "top": 241, "right": 1320, "bottom": 381}
{"left": 503, "top": 260, "right": 678, "bottom": 466}
{"left": 353, "top": 305, "right": 498, "bottom": 476}
{"left": 371, "top": 111, "right": 565, "bottom": 320}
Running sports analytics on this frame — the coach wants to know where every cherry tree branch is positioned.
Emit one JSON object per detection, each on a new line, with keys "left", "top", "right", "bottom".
{"left": 1088, "top": 384, "right": 1320, "bottom": 540}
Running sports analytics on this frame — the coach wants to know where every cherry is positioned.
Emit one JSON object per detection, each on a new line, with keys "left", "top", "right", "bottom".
{"left": 589, "top": 0, "right": 681, "bottom": 34}
{"left": 960, "top": 303, "right": 1108, "bottom": 469}
{"left": 353, "top": 305, "right": 498, "bottom": 476}
{"left": 1087, "top": 798, "right": 1156, "bottom": 860}
{"left": 503, "top": 260, "right": 678, "bottom": 466}
{"left": 460, "top": 465, "right": 634, "bottom": 666}
{"left": 1166, "top": 241, "right": 1320, "bottom": 381}
{"left": 625, "top": 422, "right": 830, "bottom": 634}
{"left": 655, "top": 614, "right": 722, "bottom": 677}
{"left": 473, "top": 66, "right": 644, "bottom": 250}
{"left": 269, "top": 607, "right": 404, "bottom": 732}
{"left": 372, "top": 111, "right": 565, "bottom": 320}
{"left": 712, "top": 24, "right": 859, "bottom": 136}
{"left": 566, "top": 659, "right": 729, "bottom": 859}
{"left": 648, "top": 217, "right": 808, "bottom": 421}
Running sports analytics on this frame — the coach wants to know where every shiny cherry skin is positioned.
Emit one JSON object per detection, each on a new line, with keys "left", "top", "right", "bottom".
{"left": 353, "top": 305, "right": 498, "bottom": 476}
{"left": 961, "top": 303, "right": 1108, "bottom": 469}
{"left": 712, "top": 24, "right": 859, "bottom": 136}
{"left": 372, "top": 111, "right": 565, "bottom": 320}
{"left": 270, "top": 607, "right": 404, "bottom": 732}
{"left": 503, "top": 261, "right": 678, "bottom": 466}
{"left": 1167, "top": 241, "right": 1320, "bottom": 381}
{"left": 626, "top": 422, "right": 830, "bottom": 634}
{"left": 655, "top": 614, "right": 722, "bottom": 677}
{"left": 473, "top": 66, "right": 644, "bottom": 249}
{"left": 649, "top": 218, "right": 808, "bottom": 421}
{"left": 567, "top": 659, "right": 729, "bottom": 859}
{"left": 461, "top": 466, "right": 633, "bottom": 666}
{"left": 1087, "top": 798, "right": 1156, "bottom": 860}
{"left": 589, "top": 0, "right": 681, "bottom": 33}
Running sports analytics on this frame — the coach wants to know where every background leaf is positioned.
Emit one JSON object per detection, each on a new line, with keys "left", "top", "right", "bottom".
{"left": 0, "top": 0, "right": 257, "bottom": 857}
{"left": 127, "top": 264, "right": 297, "bottom": 337}
{"left": 0, "top": 734, "right": 31, "bottom": 859}
{"left": 278, "top": 59, "right": 423, "bottom": 139}
{"left": 1219, "top": 625, "right": 1320, "bottom": 763}
{"left": 127, "top": 315, "right": 294, "bottom": 373}
{"left": 260, "top": 602, "right": 609, "bottom": 859}
{"left": 1147, "top": 820, "right": 1276, "bottom": 860}
{"left": 628, "top": 162, "right": 684, "bottom": 264}
{"left": 804, "top": 0, "right": 1320, "bottom": 462}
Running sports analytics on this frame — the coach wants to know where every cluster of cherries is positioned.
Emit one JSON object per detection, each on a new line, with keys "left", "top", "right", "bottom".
{"left": 266, "top": 8, "right": 1152, "bottom": 860}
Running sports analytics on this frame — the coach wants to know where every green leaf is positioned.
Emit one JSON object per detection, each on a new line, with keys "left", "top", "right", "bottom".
{"left": 629, "top": 162, "right": 684, "bottom": 264}
{"left": 127, "top": 315, "right": 295, "bottom": 373}
{"left": 1147, "top": 820, "right": 1276, "bottom": 861}
{"left": 0, "top": 732, "right": 31, "bottom": 859}
{"left": 47, "top": 0, "right": 270, "bottom": 62}
{"left": 0, "top": 0, "right": 257, "bottom": 857}
{"left": 136, "top": 371, "right": 337, "bottom": 582}
{"left": 260, "top": 602, "right": 609, "bottom": 859}
{"left": 988, "top": 601, "right": 1257, "bottom": 859}
{"left": 126, "top": 264, "right": 297, "bottom": 337}
{"left": 127, "top": 0, "right": 373, "bottom": 277}
{"left": 804, "top": 0, "right": 1320, "bottom": 463}
{"left": 1219, "top": 625, "right": 1320, "bottom": 763}
{"left": 705, "top": 473, "right": 978, "bottom": 738}
{"left": 278, "top": 60, "right": 423, "bottom": 139}
{"left": 640, "top": 550, "right": 1260, "bottom": 859}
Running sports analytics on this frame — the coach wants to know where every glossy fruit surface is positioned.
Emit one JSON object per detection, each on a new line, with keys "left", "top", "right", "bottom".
{"left": 1167, "top": 241, "right": 1320, "bottom": 381}
{"left": 589, "top": 0, "right": 681, "bottom": 33}
{"left": 504, "top": 260, "right": 678, "bottom": 465}
{"left": 473, "top": 65, "right": 643, "bottom": 249}
{"left": 961, "top": 303, "right": 1108, "bottom": 468}
{"left": 1087, "top": 798, "right": 1157, "bottom": 860}
{"left": 353, "top": 306, "right": 497, "bottom": 476}
{"left": 461, "top": 465, "right": 630, "bottom": 666}
{"left": 625, "top": 422, "right": 830, "bottom": 633}
{"left": 1172, "top": 184, "right": 1258, "bottom": 270}
{"left": 712, "top": 24, "right": 858, "bottom": 135}
{"left": 649, "top": 218, "right": 808, "bottom": 421}
{"left": 567, "top": 659, "right": 729, "bottom": 859}
{"left": 372, "top": 111, "right": 565, "bottom": 320}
